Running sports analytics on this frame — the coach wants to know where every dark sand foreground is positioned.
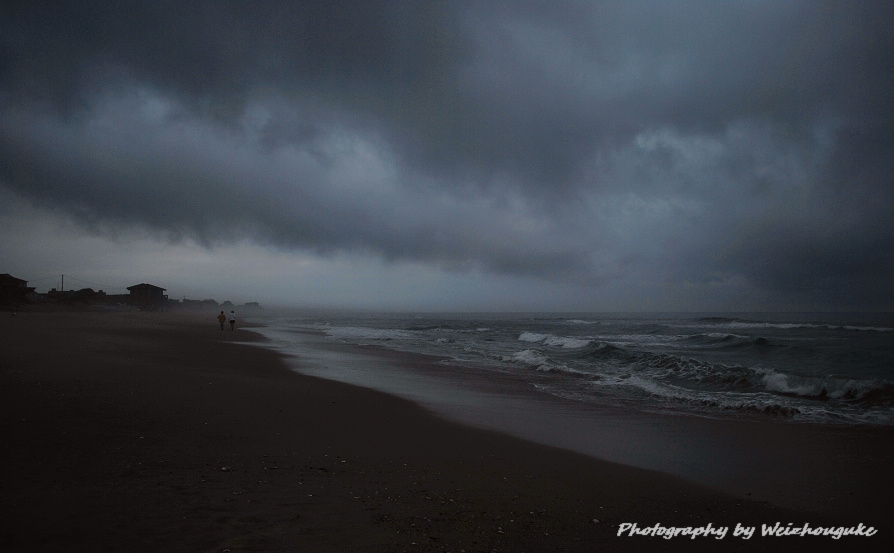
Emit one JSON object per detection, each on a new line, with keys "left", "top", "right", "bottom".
{"left": 1, "top": 311, "right": 888, "bottom": 552}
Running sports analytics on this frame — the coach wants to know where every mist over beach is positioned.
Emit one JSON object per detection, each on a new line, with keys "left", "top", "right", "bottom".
{"left": 2, "top": 1, "right": 893, "bottom": 551}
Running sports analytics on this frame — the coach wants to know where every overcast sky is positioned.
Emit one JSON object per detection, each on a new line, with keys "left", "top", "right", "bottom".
{"left": 2, "top": 1, "right": 892, "bottom": 311}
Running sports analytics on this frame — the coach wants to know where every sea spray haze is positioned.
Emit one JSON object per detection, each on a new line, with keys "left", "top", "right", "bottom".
{"left": 256, "top": 312, "right": 894, "bottom": 426}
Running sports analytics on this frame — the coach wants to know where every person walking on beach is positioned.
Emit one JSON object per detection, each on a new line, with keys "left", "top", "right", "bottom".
{"left": 229, "top": 310, "right": 236, "bottom": 331}
{"left": 217, "top": 311, "right": 226, "bottom": 330}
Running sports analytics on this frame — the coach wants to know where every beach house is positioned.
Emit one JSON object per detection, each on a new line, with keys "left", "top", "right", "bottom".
{"left": 0, "top": 273, "right": 36, "bottom": 306}
{"left": 126, "top": 283, "right": 168, "bottom": 310}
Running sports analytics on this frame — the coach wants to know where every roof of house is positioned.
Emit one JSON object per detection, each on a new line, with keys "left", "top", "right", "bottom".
{"left": 0, "top": 274, "right": 28, "bottom": 286}
{"left": 126, "top": 283, "right": 166, "bottom": 292}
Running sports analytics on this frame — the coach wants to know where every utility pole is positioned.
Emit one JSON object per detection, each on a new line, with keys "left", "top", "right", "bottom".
{"left": 61, "top": 274, "right": 64, "bottom": 292}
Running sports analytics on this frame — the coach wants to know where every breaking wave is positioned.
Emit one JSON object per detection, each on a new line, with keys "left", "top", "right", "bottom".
{"left": 300, "top": 313, "right": 894, "bottom": 426}
{"left": 507, "top": 330, "right": 894, "bottom": 423}
{"left": 695, "top": 316, "right": 893, "bottom": 333}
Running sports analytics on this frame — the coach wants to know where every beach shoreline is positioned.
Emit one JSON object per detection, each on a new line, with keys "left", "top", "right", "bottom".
{"left": 1, "top": 310, "right": 888, "bottom": 552}
{"left": 253, "top": 318, "right": 894, "bottom": 521}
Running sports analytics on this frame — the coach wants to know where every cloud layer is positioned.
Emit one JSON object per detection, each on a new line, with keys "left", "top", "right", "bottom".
{"left": 2, "top": 1, "right": 892, "bottom": 310}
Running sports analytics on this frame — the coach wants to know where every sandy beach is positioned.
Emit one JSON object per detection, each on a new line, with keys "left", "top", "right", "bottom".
{"left": 1, "top": 310, "right": 888, "bottom": 552}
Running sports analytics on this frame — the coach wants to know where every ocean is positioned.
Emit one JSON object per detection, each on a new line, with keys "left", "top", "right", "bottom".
{"left": 247, "top": 311, "right": 894, "bottom": 515}
{"left": 251, "top": 311, "right": 894, "bottom": 427}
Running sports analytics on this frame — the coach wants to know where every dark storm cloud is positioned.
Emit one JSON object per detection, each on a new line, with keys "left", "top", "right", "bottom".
{"left": 1, "top": 1, "right": 892, "bottom": 308}
{"left": 0, "top": 1, "right": 462, "bottom": 110}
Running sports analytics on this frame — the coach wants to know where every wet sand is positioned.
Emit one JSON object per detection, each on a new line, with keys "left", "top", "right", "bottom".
{"left": 0, "top": 310, "right": 888, "bottom": 552}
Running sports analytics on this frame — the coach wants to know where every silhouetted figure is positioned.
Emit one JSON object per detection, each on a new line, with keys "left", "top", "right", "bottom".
{"left": 217, "top": 311, "right": 226, "bottom": 330}
{"left": 229, "top": 310, "right": 236, "bottom": 331}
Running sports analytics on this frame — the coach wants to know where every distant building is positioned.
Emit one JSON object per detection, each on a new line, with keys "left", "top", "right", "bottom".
{"left": 126, "top": 283, "right": 168, "bottom": 310}
{"left": 0, "top": 273, "right": 36, "bottom": 306}
{"left": 177, "top": 298, "right": 215, "bottom": 310}
{"left": 180, "top": 298, "right": 207, "bottom": 310}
